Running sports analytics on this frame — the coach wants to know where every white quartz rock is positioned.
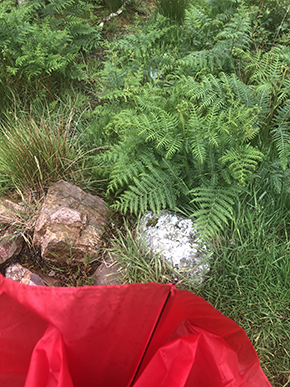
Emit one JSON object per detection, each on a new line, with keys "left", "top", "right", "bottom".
{"left": 138, "top": 211, "right": 210, "bottom": 285}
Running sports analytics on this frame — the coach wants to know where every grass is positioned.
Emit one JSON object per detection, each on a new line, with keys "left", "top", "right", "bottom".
{"left": 156, "top": 0, "right": 190, "bottom": 22}
{"left": 0, "top": 106, "right": 84, "bottom": 194}
{"left": 0, "top": 190, "right": 41, "bottom": 247}
{"left": 202, "top": 223, "right": 290, "bottom": 386}
{"left": 107, "top": 221, "right": 172, "bottom": 284}
{"left": 191, "top": 188, "right": 290, "bottom": 386}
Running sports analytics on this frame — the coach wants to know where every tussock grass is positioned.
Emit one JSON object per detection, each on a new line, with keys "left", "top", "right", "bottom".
{"left": 106, "top": 0, "right": 124, "bottom": 13}
{"left": 0, "top": 109, "right": 83, "bottom": 193}
{"left": 156, "top": 0, "right": 190, "bottom": 22}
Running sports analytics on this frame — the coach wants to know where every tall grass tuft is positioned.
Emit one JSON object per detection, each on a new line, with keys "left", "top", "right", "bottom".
{"left": 105, "top": 0, "right": 124, "bottom": 12}
{"left": 156, "top": 0, "right": 190, "bottom": 23}
{"left": 0, "top": 109, "right": 83, "bottom": 193}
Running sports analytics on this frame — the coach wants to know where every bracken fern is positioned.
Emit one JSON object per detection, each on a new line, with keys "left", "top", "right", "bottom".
{"left": 88, "top": 3, "right": 290, "bottom": 237}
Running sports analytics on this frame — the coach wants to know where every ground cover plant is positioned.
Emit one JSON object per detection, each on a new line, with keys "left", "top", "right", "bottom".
{"left": 0, "top": 0, "right": 289, "bottom": 385}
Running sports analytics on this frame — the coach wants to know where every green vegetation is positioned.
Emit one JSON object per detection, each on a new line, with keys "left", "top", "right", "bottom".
{"left": 156, "top": 0, "right": 190, "bottom": 22}
{"left": 0, "top": 0, "right": 101, "bottom": 104}
{"left": 0, "top": 0, "right": 289, "bottom": 385}
{"left": 0, "top": 107, "right": 84, "bottom": 192}
{"left": 107, "top": 221, "right": 172, "bottom": 284}
{"left": 106, "top": 0, "right": 124, "bottom": 12}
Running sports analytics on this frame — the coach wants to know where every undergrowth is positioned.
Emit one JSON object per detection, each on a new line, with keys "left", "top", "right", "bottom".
{"left": 0, "top": 0, "right": 289, "bottom": 384}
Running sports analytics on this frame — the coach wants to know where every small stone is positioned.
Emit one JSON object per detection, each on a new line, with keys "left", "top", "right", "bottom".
{"left": 5, "top": 263, "right": 45, "bottom": 286}
{"left": 0, "top": 227, "right": 23, "bottom": 264}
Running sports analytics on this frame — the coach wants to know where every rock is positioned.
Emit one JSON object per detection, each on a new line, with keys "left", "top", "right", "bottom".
{"left": 0, "top": 227, "right": 23, "bottom": 265}
{"left": 5, "top": 263, "right": 45, "bottom": 286}
{"left": 93, "top": 261, "right": 122, "bottom": 286}
{"left": 34, "top": 271, "right": 63, "bottom": 287}
{"left": 138, "top": 211, "right": 210, "bottom": 285}
{"left": 33, "top": 180, "right": 109, "bottom": 263}
{"left": 0, "top": 197, "right": 26, "bottom": 224}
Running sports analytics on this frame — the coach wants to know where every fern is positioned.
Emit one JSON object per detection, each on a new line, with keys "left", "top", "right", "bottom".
{"left": 243, "top": 46, "right": 290, "bottom": 167}
{"left": 138, "top": 112, "right": 181, "bottom": 158}
{"left": 0, "top": 0, "right": 101, "bottom": 82}
{"left": 215, "top": 6, "right": 251, "bottom": 52}
{"left": 183, "top": 5, "right": 224, "bottom": 51}
{"left": 106, "top": 148, "right": 158, "bottom": 194}
{"left": 271, "top": 104, "right": 290, "bottom": 171}
{"left": 255, "top": 159, "right": 290, "bottom": 196}
{"left": 89, "top": 3, "right": 290, "bottom": 237}
{"left": 190, "top": 185, "right": 238, "bottom": 236}
{"left": 107, "top": 13, "right": 176, "bottom": 66}
{"left": 94, "top": 65, "right": 266, "bottom": 234}
{"left": 179, "top": 6, "right": 251, "bottom": 75}
{"left": 114, "top": 168, "right": 177, "bottom": 214}
{"left": 219, "top": 145, "right": 263, "bottom": 186}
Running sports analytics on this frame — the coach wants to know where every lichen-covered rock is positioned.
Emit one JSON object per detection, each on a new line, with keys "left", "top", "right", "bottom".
{"left": 5, "top": 263, "right": 45, "bottom": 286}
{"left": 33, "top": 180, "right": 109, "bottom": 263}
{"left": 139, "top": 211, "right": 210, "bottom": 285}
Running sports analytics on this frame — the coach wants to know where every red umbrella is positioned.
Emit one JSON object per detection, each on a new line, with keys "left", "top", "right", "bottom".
{"left": 0, "top": 274, "right": 271, "bottom": 387}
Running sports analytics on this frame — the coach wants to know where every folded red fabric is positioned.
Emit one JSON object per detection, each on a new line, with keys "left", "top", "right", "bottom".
{"left": 0, "top": 275, "right": 271, "bottom": 387}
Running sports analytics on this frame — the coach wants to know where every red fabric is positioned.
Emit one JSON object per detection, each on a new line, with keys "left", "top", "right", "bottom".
{"left": 0, "top": 274, "right": 271, "bottom": 387}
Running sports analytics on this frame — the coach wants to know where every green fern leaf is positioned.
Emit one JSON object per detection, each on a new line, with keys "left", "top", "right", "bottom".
{"left": 114, "top": 168, "right": 177, "bottom": 215}
{"left": 272, "top": 104, "right": 290, "bottom": 170}
{"left": 190, "top": 186, "right": 238, "bottom": 236}
{"left": 219, "top": 145, "right": 263, "bottom": 186}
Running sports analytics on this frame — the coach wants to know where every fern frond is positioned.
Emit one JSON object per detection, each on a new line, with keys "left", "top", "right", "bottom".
{"left": 106, "top": 147, "right": 157, "bottom": 192}
{"left": 135, "top": 91, "right": 168, "bottom": 113}
{"left": 219, "top": 145, "right": 263, "bottom": 185}
{"left": 179, "top": 40, "right": 235, "bottom": 74}
{"left": 137, "top": 112, "right": 181, "bottom": 158}
{"left": 219, "top": 73, "right": 257, "bottom": 107}
{"left": 182, "top": 75, "right": 224, "bottom": 108}
{"left": 215, "top": 6, "right": 251, "bottom": 52}
{"left": 246, "top": 47, "right": 290, "bottom": 98}
{"left": 190, "top": 185, "right": 238, "bottom": 237}
{"left": 271, "top": 104, "right": 290, "bottom": 170}
{"left": 256, "top": 160, "right": 286, "bottom": 195}
{"left": 187, "top": 108, "right": 207, "bottom": 165}
{"left": 108, "top": 13, "right": 173, "bottom": 63}
{"left": 114, "top": 168, "right": 177, "bottom": 215}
